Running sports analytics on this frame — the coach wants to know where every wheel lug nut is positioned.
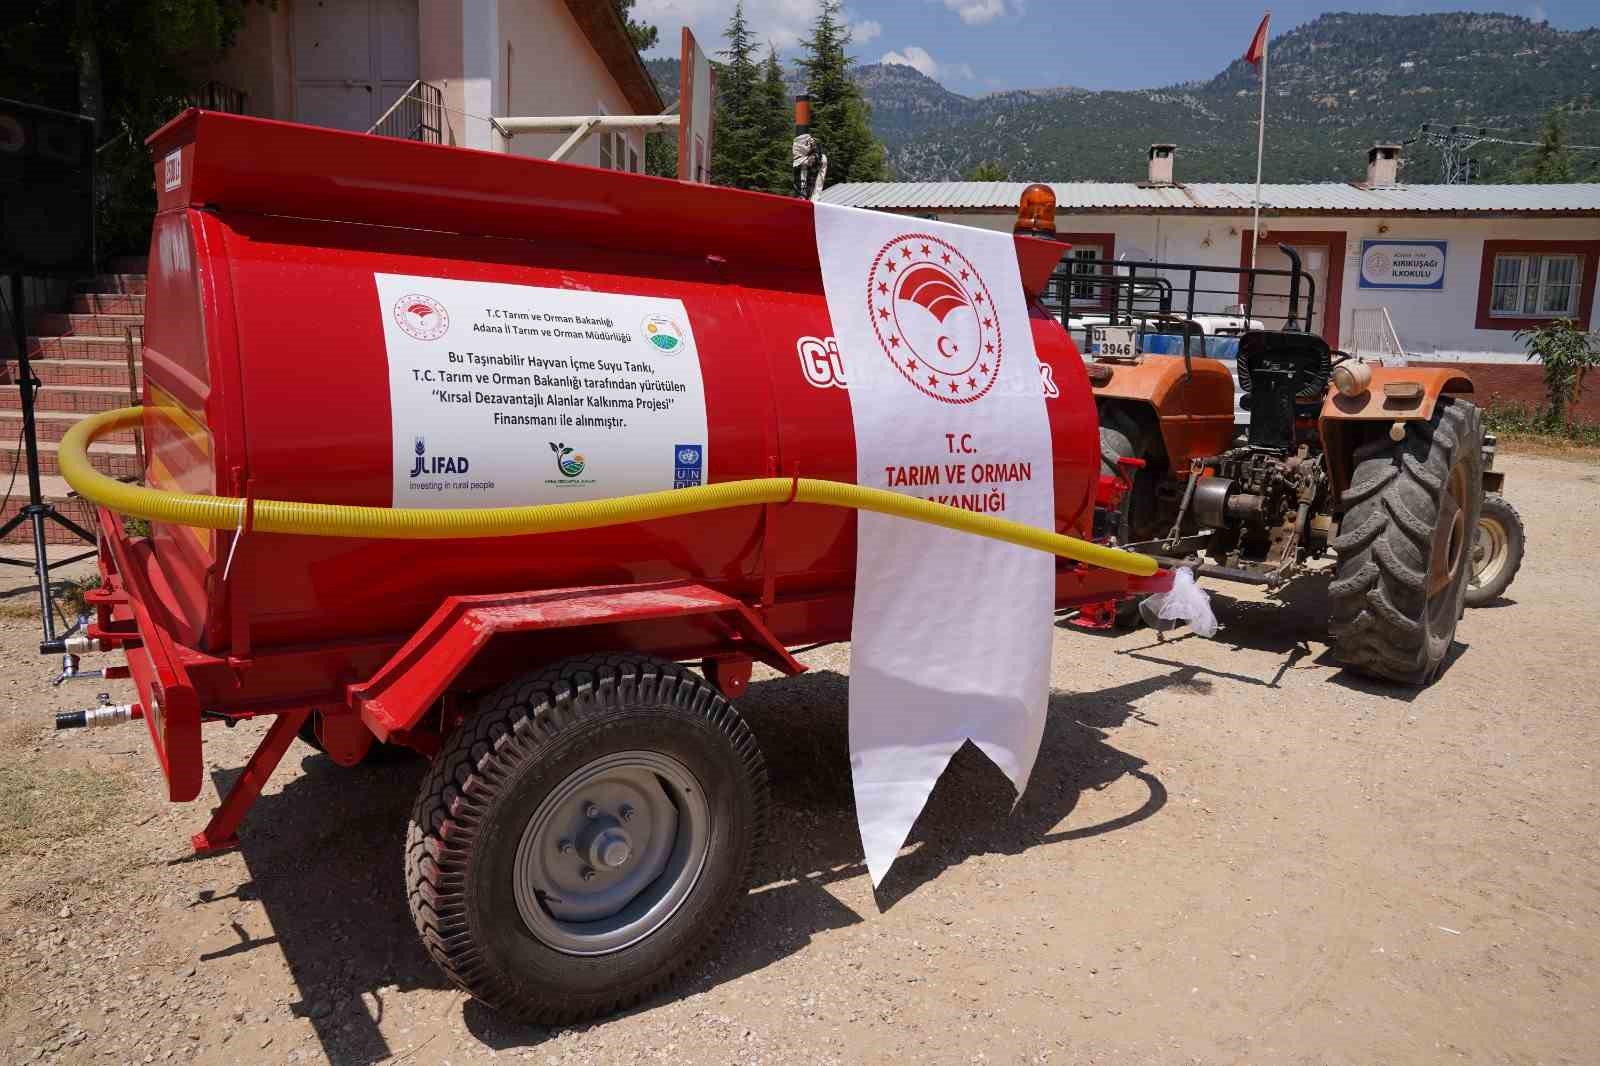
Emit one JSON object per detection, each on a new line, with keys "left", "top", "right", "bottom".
{"left": 619, "top": 804, "right": 634, "bottom": 822}
{"left": 584, "top": 803, "right": 601, "bottom": 819}
{"left": 580, "top": 866, "right": 596, "bottom": 881}
{"left": 557, "top": 839, "right": 573, "bottom": 854}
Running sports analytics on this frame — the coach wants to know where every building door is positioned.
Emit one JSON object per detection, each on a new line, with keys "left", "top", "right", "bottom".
{"left": 1241, "top": 230, "right": 1345, "bottom": 347}
{"left": 292, "top": 0, "right": 419, "bottom": 132}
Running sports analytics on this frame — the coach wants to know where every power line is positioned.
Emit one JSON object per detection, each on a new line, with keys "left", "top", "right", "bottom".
{"left": 1418, "top": 122, "right": 1504, "bottom": 183}
{"left": 1416, "top": 120, "right": 1600, "bottom": 183}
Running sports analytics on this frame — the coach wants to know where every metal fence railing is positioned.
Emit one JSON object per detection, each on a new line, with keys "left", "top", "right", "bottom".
{"left": 1042, "top": 246, "right": 1319, "bottom": 356}
{"left": 186, "top": 81, "right": 247, "bottom": 115}
{"left": 368, "top": 80, "right": 444, "bottom": 144}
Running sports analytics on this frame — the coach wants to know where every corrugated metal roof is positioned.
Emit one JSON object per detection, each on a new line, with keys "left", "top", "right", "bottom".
{"left": 818, "top": 181, "right": 1600, "bottom": 215}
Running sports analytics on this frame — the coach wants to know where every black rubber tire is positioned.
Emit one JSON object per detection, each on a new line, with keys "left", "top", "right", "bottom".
{"left": 1329, "top": 399, "right": 1483, "bottom": 685}
{"left": 1098, "top": 412, "right": 1162, "bottom": 545}
{"left": 1464, "top": 494, "right": 1525, "bottom": 608}
{"left": 1098, "top": 417, "right": 1160, "bottom": 628}
{"left": 405, "top": 655, "right": 768, "bottom": 1024}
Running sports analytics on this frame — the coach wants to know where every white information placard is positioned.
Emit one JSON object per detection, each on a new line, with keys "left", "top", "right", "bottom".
{"left": 814, "top": 203, "right": 1055, "bottom": 888}
{"left": 375, "top": 274, "right": 708, "bottom": 507}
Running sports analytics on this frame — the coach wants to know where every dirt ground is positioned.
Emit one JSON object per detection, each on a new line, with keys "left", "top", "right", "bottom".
{"left": 1, "top": 447, "right": 1596, "bottom": 1066}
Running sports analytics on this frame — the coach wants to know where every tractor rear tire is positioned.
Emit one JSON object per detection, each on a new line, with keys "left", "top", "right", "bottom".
{"left": 1098, "top": 411, "right": 1162, "bottom": 545}
{"left": 1464, "top": 494, "right": 1525, "bottom": 607}
{"left": 1099, "top": 419, "right": 1159, "bottom": 628}
{"left": 1329, "top": 398, "right": 1483, "bottom": 685}
{"left": 405, "top": 655, "right": 767, "bottom": 1024}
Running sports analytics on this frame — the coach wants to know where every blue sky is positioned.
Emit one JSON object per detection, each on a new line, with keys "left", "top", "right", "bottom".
{"left": 634, "top": 1, "right": 1600, "bottom": 93}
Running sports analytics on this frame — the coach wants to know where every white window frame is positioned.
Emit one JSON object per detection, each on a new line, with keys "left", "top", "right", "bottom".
{"left": 1489, "top": 252, "right": 1583, "bottom": 319}
{"left": 1068, "top": 245, "right": 1106, "bottom": 301}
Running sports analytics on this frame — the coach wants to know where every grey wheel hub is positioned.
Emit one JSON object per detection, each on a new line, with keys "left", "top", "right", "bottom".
{"left": 1471, "top": 514, "right": 1508, "bottom": 588}
{"left": 513, "top": 751, "right": 709, "bottom": 956}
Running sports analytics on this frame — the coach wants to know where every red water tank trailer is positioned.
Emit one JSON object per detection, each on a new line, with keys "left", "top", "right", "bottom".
{"left": 60, "top": 111, "right": 1168, "bottom": 1023}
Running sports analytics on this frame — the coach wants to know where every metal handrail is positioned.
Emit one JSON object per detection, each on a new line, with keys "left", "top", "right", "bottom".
{"left": 185, "top": 82, "right": 246, "bottom": 115}
{"left": 1046, "top": 250, "right": 1318, "bottom": 352}
{"left": 368, "top": 80, "right": 444, "bottom": 143}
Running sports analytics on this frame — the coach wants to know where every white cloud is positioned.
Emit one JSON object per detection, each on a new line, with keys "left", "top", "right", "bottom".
{"left": 929, "top": 0, "right": 1020, "bottom": 26}
{"left": 879, "top": 45, "right": 975, "bottom": 83}
{"left": 850, "top": 17, "right": 883, "bottom": 44}
{"left": 632, "top": 0, "right": 880, "bottom": 58}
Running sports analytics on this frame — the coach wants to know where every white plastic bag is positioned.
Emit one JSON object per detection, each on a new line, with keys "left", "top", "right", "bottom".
{"left": 1138, "top": 567, "right": 1218, "bottom": 638}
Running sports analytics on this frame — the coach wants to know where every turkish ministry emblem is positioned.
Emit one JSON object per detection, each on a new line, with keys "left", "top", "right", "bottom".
{"left": 867, "top": 232, "right": 1001, "bottom": 404}
{"left": 394, "top": 293, "right": 449, "bottom": 341}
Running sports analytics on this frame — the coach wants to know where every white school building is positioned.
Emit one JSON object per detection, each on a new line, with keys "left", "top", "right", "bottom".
{"left": 820, "top": 145, "right": 1600, "bottom": 370}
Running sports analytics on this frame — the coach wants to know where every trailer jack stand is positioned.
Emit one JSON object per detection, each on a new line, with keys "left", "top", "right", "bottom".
{"left": 191, "top": 708, "right": 310, "bottom": 855}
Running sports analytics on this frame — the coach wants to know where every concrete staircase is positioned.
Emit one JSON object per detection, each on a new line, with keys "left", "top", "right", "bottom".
{"left": 1, "top": 258, "right": 145, "bottom": 544}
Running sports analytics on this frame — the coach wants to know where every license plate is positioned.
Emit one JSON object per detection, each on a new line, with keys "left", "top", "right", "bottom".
{"left": 1092, "top": 326, "right": 1136, "bottom": 359}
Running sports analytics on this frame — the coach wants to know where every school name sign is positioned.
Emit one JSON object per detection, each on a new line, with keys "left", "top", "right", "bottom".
{"left": 1359, "top": 240, "right": 1447, "bottom": 291}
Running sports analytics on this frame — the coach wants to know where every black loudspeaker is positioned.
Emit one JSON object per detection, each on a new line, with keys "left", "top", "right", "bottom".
{"left": 0, "top": 97, "right": 95, "bottom": 278}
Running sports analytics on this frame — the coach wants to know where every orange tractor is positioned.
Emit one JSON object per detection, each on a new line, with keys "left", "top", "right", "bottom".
{"left": 1054, "top": 244, "right": 1524, "bottom": 684}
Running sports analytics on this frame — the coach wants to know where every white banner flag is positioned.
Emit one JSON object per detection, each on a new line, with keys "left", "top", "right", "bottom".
{"left": 813, "top": 203, "right": 1055, "bottom": 887}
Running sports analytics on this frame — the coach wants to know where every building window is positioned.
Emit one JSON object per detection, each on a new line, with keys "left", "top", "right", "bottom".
{"left": 1475, "top": 240, "right": 1600, "bottom": 331}
{"left": 1068, "top": 246, "right": 1106, "bottom": 300}
{"left": 1046, "top": 233, "right": 1116, "bottom": 312}
{"left": 1489, "top": 253, "right": 1580, "bottom": 318}
{"left": 599, "top": 133, "right": 613, "bottom": 169}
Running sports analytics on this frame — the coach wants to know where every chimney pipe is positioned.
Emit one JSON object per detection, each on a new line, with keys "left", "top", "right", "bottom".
{"left": 1147, "top": 143, "right": 1176, "bottom": 186}
{"left": 1367, "top": 143, "right": 1402, "bottom": 187}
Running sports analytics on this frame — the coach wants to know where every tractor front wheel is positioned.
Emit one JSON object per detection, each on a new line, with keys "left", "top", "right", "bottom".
{"left": 1329, "top": 399, "right": 1483, "bottom": 684}
{"left": 405, "top": 655, "right": 767, "bottom": 1024}
{"left": 1464, "top": 494, "right": 1525, "bottom": 607}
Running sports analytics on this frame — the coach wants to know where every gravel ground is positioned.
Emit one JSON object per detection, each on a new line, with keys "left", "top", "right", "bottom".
{"left": 0, "top": 447, "right": 1596, "bottom": 1066}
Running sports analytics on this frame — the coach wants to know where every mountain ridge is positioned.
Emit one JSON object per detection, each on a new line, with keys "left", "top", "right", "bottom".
{"left": 647, "top": 13, "right": 1600, "bottom": 184}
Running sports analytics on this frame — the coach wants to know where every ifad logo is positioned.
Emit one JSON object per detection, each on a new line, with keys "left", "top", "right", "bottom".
{"left": 641, "top": 315, "right": 685, "bottom": 353}
{"left": 395, "top": 293, "right": 449, "bottom": 341}
{"left": 867, "top": 233, "right": 1001, "bottom": 404}
{"left": 410, "top": 436, "right": 470, "bottom": 478}
{"left": 550, "top": 441, "right": 586, "bottom": 478}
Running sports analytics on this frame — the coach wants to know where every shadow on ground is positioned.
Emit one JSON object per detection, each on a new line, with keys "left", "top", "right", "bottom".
{"left": 195, "top": 661, "right": 1174, "bottom": 1063}
{"left": 1078, "top": 572, "right": 1468, "bottom": 697}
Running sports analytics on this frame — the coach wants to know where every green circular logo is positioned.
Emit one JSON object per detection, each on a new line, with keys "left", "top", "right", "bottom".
{"left": 642, "top": 315, "right": 684, "bottom": 353}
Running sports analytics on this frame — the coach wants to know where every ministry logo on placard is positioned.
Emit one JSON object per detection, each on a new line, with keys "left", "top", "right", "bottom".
{"left": 867, "top": 233, "right": 1001, "bottom": 404}
{"left": 394, "top": 293, "right": 449, "bottom": 341}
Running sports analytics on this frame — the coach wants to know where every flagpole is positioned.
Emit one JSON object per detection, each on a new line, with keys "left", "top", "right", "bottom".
{"left": 1250, "top": 15, "right": 1268, "bottom": 270}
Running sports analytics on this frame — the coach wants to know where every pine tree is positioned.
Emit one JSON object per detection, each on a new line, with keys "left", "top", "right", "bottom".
{"left": 756, "top": 46, "right": 794, "bottom": 194}
{"left": 967, "top": 160, "right": 1008, "bottom": 181}
{"left": 1516, "top": 109, "right": 1577, "bottom": 183}
{"left": 710, "top": 2, "right": 765, "bottom": 189}
{"left": 613, "top": 0, "right": 657, "bottom": 54}
{"left": 798, "top": 0, "right": 887, "bottom": 186}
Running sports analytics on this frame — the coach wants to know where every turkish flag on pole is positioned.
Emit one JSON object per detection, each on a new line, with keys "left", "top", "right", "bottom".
{"left": 1244, "top": 12, "right": 1270, "bottom": 67}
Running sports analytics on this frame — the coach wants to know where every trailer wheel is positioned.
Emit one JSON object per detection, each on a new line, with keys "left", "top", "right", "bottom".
{"left": 405, "top": 655, "right": 767, "bottom": 1024}
{"left": 1464, "top": 494, "right": 1524, "bottom": 607}
{"left": 1329, "top": 398, "right": 1483, "bottom": 685}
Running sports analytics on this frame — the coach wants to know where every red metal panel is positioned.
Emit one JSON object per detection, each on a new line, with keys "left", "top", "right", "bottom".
{"left": 350, "top": 582, "right": 805, "bottom": 738}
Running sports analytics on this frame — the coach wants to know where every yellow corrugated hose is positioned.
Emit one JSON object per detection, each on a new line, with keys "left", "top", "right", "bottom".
{"left": 60, "top": 406, "right": 1157, "bottom": 577}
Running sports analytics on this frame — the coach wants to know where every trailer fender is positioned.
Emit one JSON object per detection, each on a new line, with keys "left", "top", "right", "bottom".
{"left": 1319, "top": 366, "right": 1474, "bottom": 496}
{"left": 348, "top": 581, "right": 806, "bottom": 743}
